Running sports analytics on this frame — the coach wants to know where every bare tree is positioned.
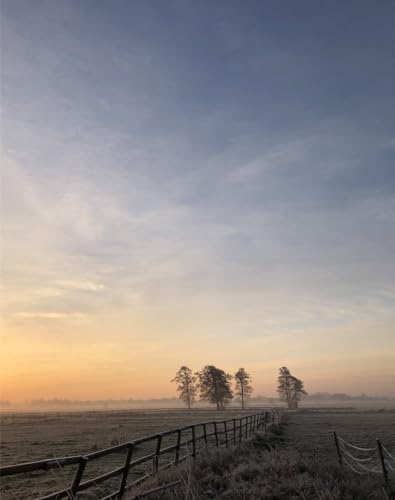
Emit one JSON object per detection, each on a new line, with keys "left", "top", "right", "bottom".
{"left": 277, "top": 367, "right": 307, "bottom": 409}
{"left": 196, "top": 365, "right": 233, "bottom": 410}
{"left": 234, "top": 368, "right": 253, "bottom": 409}
{"left": 171, "top": 366, "right": 197, "bottom": 409}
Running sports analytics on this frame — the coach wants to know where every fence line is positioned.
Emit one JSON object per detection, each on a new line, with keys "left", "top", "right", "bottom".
{"left": 333, "top": 432, "right": 395, "bottom": 489}
{"left": 0, "top": 410, "right": 282, "bottom": 500}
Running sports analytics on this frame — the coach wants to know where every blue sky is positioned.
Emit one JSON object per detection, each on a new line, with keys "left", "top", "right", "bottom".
{"left": 1, "top": 1, "right": 394, "bottom": 399}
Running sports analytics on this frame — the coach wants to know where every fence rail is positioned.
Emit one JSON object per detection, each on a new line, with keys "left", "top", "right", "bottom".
{"left": 0, "top": 410, "right": 281, "bottom": 500}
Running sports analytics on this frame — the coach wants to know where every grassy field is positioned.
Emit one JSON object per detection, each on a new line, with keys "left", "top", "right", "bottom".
{"left": 283, "top": 407, "right": 395, "bottom": 459}
{"left": 130, "top": 408, "right": 395, "bottom": 500}
{"left": 0, "top": 408, "right": 261, "bottom": 499}
{"left": 1, "top": 407, "right": 394, "bottom": 499}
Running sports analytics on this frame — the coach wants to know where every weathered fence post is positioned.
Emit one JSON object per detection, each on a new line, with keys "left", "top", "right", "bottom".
{"left": 377, "top": 439, "right": 389, "bottom": 486}
{"left": 203, "top": 423, "right": 208, "bottom": 447}
{"left": 174, "top": 429, "right": 181, "bottom": 465}
{"left": 153, "top": 434, "right": 162, "bottom": 472}
{"left": 333, "top": 432, "right": 343, "bottom": 466}
{"left": 191, "top": 426, "right": 196, "bottom": 458}
{"left": 233, "top": 419, "right": 237, "bottom": 444}
{"left": 224, "top": 421, "right": 229, "bottom": 448}
{"left": 118, "top": 443, "right": 134, "bottom": 498}
{"left": 239, "top": 418, "right": 242, "bottom": 444}
{"left": 70, "top": 456, "right": 88, "bottom": 496}
{"left": 214, "top": 421, "right": 219, "bottom": 447}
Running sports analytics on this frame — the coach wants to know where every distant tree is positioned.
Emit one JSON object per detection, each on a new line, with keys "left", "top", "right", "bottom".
{"left": 234, "top": 368, "right": 253, "bottom": 409}
{"left": 171, "top": 366, "right": 197, "bottom": 409}
{"left": 277, "top": 367, "right": 307, "bottom": 409}
{"left": 196, "top": 365, "right": 233, "bottom": 410}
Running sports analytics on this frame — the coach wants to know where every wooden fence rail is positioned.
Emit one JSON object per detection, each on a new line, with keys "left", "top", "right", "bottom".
{"left": 0, "top": 410, "right": 281, "bottom": 500}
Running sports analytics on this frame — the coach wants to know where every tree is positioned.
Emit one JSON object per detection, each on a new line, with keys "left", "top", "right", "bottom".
{"left": 277, "top": 367, "right": 307, "bottom": 409}
{"left": 196, "top": 365, "right": 233, "bottom": 410}
{"left": 171, "top": 366, "right": 197, "bottom": 409}
{"left": 234, "top": 368, "right": 253, "bottom": 409}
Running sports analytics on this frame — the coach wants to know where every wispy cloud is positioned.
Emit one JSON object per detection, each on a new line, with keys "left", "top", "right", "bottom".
{"left": 14, "top": 312, "right": 87, "bottom": 320}
{"left": 56, "top": 280, "right": 105, "bottom": 292}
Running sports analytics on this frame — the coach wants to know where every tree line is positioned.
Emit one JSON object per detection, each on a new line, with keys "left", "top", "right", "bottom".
{"left": 171, "top": 365, "right": 306, "bottom": 410}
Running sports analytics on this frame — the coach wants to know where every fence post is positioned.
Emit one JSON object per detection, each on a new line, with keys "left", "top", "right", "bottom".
{"left": 153, "top": 434, "right": 162, "bottom": 472}
{"left": 174, "top": 429, "right": 181, "bottom": 465}
{"left": 191, "top": 425, "right": 196, "bottom": 458}
{"left": 70, "top": 456, "right": 88, "bottom": 496}
{"left": 118, "top": 442, "right": 134, "bottom": 499}
{"left": 333, "top": 432, "right": 343, "bottom": 466}
{"left": 377, "top": 439, "right": 389, "bottom": 486}
{"left": 233, "top": 419, "right": 237, "bottom": 444}
{"left": 224, "top": 421, "right": 228, "bottom": 448}
{"left": 203, "top": 423, "right": 208, "bottom": 447}
{"left": 245, "top": 417, "right": 248, "bottom": 439}
{"left": 214, "top": 421, "right": 219, "bottom": 447}
{"left": 239, "top": 418, "right": 242, "bottom": 444}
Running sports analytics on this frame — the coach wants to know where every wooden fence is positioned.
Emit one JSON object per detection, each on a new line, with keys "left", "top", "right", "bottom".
{"left": 0, "top": 410, "right": 281, "bottom": 500}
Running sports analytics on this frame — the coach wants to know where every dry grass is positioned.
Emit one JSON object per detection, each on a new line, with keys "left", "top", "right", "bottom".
{"left": 130, "top": 416, "right": 394, "bottom": 500}
{"left": 1, "top": 408, "right": 394, "bottom": 499}
{"left": 0, "top": 408, "right": 263, "bottom": 499}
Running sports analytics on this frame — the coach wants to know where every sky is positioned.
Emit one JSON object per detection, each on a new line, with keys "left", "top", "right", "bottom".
{"left": 1, "top": 0, "right": 394, "bottom": 402}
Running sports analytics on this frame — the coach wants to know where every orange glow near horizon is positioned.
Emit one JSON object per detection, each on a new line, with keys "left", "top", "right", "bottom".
{"left": 1, "top": 313, "right": 394, "bottom": 403}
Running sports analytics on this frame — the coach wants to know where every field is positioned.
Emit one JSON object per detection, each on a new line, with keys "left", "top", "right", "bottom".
{"left": 1, "top": 407, "right": 394, "bottom": 499}
{"left": 0, "top": 408, "right": 261, "bottom": 499}
{"left": 131, "top": 408, "right": 395, "bottom": 500}
{"left": 284, "top": 407, "right": 395, "bottom": 458}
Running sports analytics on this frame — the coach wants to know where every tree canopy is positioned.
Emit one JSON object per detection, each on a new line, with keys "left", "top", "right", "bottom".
{"left": 277, "top": 366, "right": 307, "bottom": 409}
{"left": 171, "top": 366, "right": 197, "bottom": 409}
{"left": 234, "top": 368, "right": 253, "bottom": 409}
{"left": 196, "top": 365, "right": 233, "bottom": 410}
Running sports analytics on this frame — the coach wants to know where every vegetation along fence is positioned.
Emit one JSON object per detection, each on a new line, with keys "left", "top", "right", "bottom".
{"left": 333, "top": 432, "right": 395, "bottom": 489}
{"left": 0, "top": 410, "right": 281, "bottom": 500}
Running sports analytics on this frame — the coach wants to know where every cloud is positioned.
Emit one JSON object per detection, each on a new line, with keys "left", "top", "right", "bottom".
{"left": 14, "top": 312, "right": 87, "bottom": 320}
{"left": 56, "top": 280, "right": 105, "bottom": 292}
